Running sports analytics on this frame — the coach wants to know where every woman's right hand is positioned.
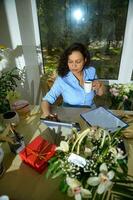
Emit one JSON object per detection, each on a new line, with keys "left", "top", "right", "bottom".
{"left": 92, "top": 80, "right": 105, "bottom": 96}
{"left": 44, "top": 113, "right": 60, "bottom": 122}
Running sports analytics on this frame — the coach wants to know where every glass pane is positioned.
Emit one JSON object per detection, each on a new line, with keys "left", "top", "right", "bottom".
{"left": 36, "top": 0, "right": 129, "bottom": 79}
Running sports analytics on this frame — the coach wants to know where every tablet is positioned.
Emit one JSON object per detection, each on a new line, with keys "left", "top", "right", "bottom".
{"left": 80, "top": 107, "right": 128, "bottom": 133}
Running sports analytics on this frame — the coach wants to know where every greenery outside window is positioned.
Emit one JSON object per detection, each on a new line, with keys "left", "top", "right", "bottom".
{"left": 36, "top": 0, "right": 129, "bottom": 80}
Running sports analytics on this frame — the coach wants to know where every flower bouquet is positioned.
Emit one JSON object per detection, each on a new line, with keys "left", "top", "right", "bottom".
{"left": 46, "top": 127, "right": 133, "bottom": 200}
{"left": 109, "top": 83, "right": 133, "bottom": 110}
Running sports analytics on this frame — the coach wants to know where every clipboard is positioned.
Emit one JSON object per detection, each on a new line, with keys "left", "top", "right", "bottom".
{"left": 80, "top": 107, "right": 128, "bottom": 133}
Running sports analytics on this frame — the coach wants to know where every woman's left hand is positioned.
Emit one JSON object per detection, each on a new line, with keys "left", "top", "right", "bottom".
{"left": 92, "top": 80, "right": 105, "bottom": 96}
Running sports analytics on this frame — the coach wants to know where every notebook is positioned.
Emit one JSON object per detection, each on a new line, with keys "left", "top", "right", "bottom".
{"left": 80, "top": 107, "right": 128, "bottom": 133}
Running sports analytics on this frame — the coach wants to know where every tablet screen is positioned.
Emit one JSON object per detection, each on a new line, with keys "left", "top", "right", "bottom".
{"left": 80, "top": 107, "right": 128, "bottom": 133}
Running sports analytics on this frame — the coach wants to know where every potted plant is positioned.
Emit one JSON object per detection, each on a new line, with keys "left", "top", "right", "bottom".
{"left": 0, "top": 68, "right": 21, "bottom": 114}
{"left": 0, "top": 45, "right": 21, "bottom": 114}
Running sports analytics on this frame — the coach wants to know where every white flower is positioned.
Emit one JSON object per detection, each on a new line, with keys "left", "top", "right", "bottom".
{"left": 67, "top": 188, "right": 82, "bottom": 200}
{"left": 84, "top": 147, "right": 92, "bottom": 157}
{"left": 109, "top": 147, "right": 126, "bottom": 161}
{"left": 110, "top": 87, "right": 119, "bottom": 96}
{"left": 67, "top": 187, "right": 74, "bottom": 197}
{"left": 116, "top": 148, "right": 126, "bottom": 160}
{"left": 56, "top": 141, "right": 69, "bottom": 152}
{"left": 87, "top": 129, "right": 95, "bottom": 138}
{"left": 109, "top": 147, "right": 117, "bottom": 155}
{"left": 123, "top": 95, "right": 128, "bottom": 100}
{"left": 66, "top": 177, "right": 91, "bottom": 200}
{"left": 94, "top": 130, "right": 102, "bottom": 140}
{"left": 87, "top": 163, "right": 115, "bottom": 194}
{"left": 110, "top": 83, "right": 133, "bottom": 100}
{"left": 66, "top": 177, "right": 81, "bottom": 189}
{"left": 80, "top": 188, "right": 91, "bottom": 199}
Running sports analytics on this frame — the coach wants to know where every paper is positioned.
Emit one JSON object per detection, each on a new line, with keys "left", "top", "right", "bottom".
{"left": 68, "top": 153, "right": 86, "bottom": 168}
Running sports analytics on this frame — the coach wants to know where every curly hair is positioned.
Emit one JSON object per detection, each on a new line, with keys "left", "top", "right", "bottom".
{"left": 57, "top": 43, "right": 90, "bottom": 77}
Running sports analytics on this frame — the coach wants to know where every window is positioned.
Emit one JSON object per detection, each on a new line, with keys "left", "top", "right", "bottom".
{"left": 36, "top": 0, "right": 129, "bottom": 79}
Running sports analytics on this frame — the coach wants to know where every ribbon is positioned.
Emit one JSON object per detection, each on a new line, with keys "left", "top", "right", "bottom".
{"left": 26, "top": 143, "right": 51, "bottom": 161}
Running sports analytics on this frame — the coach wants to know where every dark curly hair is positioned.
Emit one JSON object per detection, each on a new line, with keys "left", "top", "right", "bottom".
{"left": 57, "top": 43, "right": 90, "bottom": 77}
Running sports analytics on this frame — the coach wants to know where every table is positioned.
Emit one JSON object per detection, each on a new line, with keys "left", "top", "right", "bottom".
{"left": 0, "top": 106, "right": 133, "bottom": 200}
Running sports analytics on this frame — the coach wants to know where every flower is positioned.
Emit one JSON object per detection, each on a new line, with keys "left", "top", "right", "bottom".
{"left": 56, "top": 141, "right": 69, "bottom": 152}
{"left": 87, "top": 163, "right": 115, "bottom": 194}
{"left": 46, "top": 126, "right": 132, "bottom": 199}
{"left": 66, "top": 176, "right": 81, "bottom": 189}
{"left": 109, "top": 147, "right": 127, "bottom": 161}
{"left": 66, "top": 177, "right": 91, "bottom": 199}
{"left": 109, "top": 83, "right": 133, "bottom": 110}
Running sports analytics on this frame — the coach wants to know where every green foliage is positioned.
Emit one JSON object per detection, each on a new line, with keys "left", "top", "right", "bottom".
{"left": 0, "top": 68, "right": 20, "bottom": 113}
{"left": 37, "top": 0, "right": 128, "bottom": 79}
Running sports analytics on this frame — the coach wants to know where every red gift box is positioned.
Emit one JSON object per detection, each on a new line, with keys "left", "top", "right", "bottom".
{"left": 19, "top": 136, "right": 56, "bottom": 173}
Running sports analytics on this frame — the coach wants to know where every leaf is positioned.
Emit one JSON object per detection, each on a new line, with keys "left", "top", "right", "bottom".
{"left": 48, "top": 156, "right": 58, "bottom": 163}
{"left": 111, "top": 182, "right": 133, "bottom": 199}
{"left": 45, "top": 160, "right": 60, "bottom": 178}
{"left": 59, "top": 178, "right": 69, "bottom": 193}
{"left": 52, "top": 170, "right": 64, "bottom": 179}
{"left": 117, "top": 159, "right": 128, "bottom": 174}
{"left": 114, "top": 171, "right": 127, "bottom": 180}
{"left": 111, "top": 128, "right": 123, "bottom": 142}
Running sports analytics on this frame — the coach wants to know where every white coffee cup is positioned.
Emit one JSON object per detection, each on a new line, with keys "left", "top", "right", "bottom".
{"left": 84, "top": 81, "right": 92, "bottom": 93}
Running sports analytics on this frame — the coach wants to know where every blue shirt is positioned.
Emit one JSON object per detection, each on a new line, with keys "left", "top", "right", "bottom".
{"left": 43, "top": 66, "right": 97, "bottom": 107}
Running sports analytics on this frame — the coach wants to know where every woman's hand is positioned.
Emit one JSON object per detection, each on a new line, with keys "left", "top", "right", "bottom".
{"left": 92, "top": 80, "right": 105, "bottom": 96}
{"left": 44, "top": 113, "right": 60, "bottom": 122}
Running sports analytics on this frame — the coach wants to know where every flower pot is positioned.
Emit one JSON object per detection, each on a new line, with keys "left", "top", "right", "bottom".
{"left": 3, "top": 111, "right": 20, "bottom": 126}
{"left": 11, "top": 100, "right": 30, "bottom": 116}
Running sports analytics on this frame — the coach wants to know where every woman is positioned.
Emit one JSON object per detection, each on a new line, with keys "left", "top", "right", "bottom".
{"left": 41, "top": 43, "right": 105, "bottom": 117}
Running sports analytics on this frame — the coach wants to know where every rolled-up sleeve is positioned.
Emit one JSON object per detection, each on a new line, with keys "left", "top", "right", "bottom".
{"left": 42, "top": 77, "right": 62, "bottom": 104}
{"left": 86, "top": 67, "right": 97, "bottom": 80}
